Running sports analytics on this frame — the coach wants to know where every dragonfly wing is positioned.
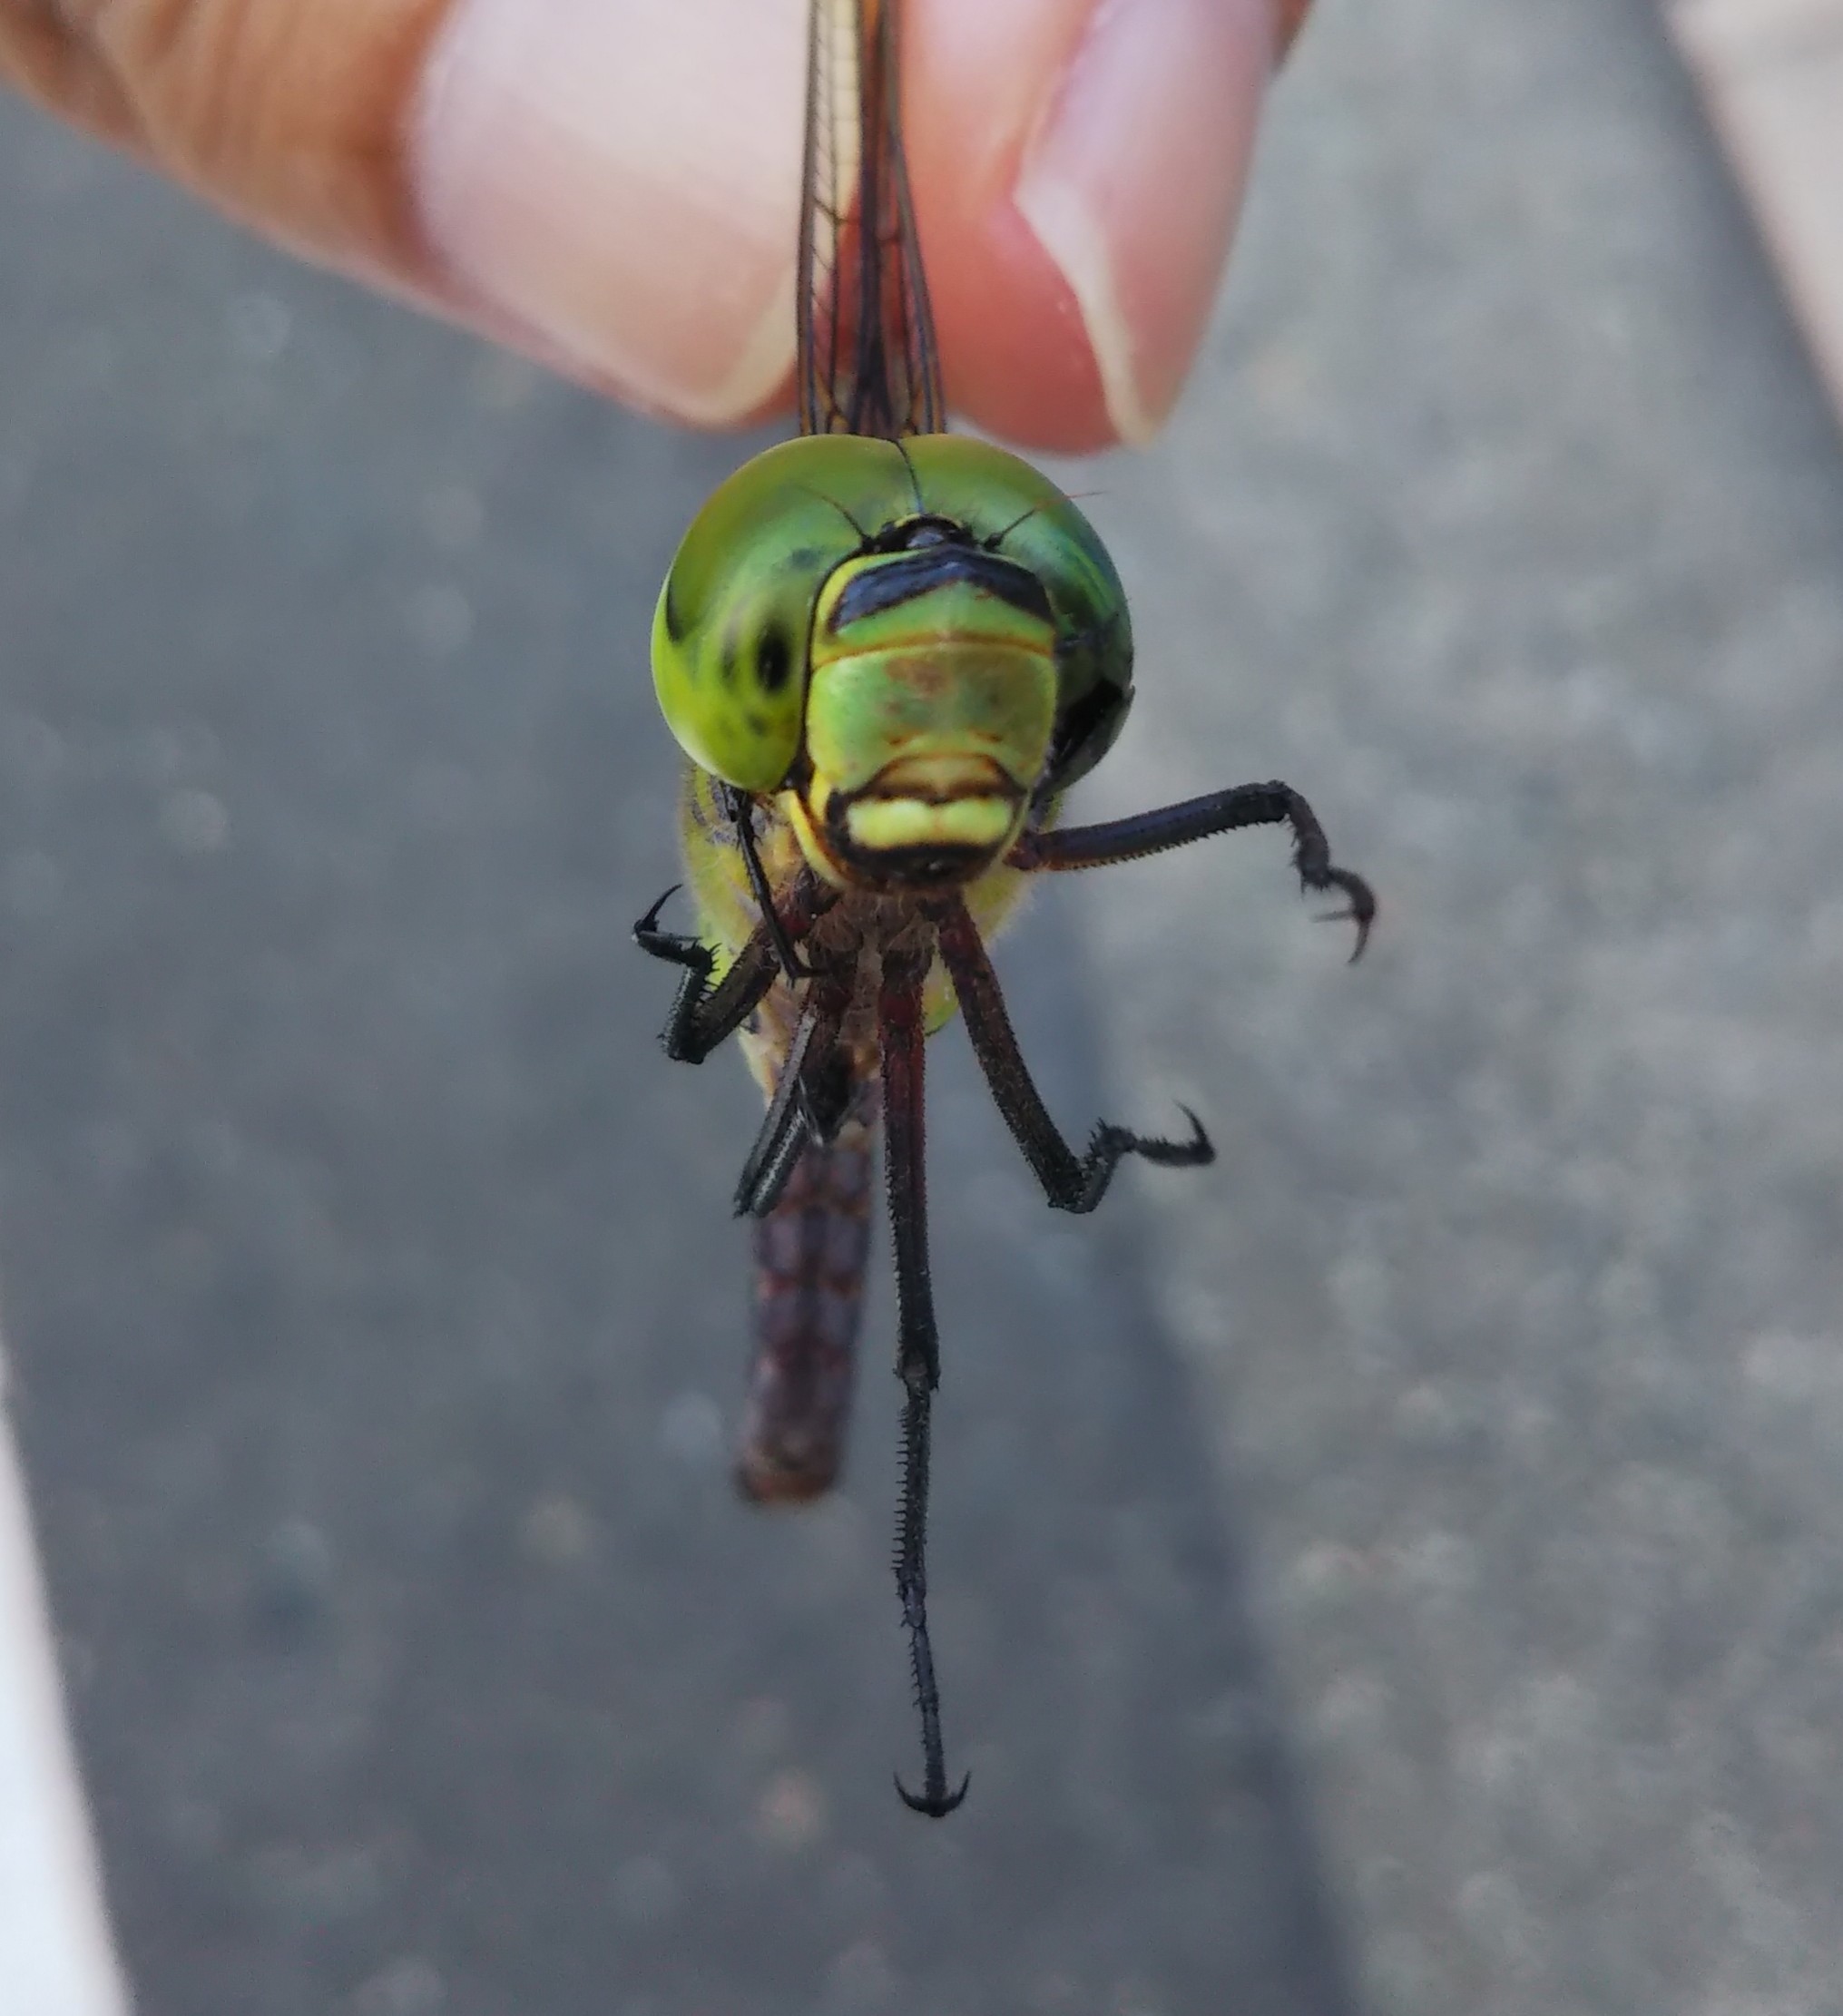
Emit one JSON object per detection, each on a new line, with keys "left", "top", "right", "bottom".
{"left": 798, "top": 0, "right": 945, "bottom": 439}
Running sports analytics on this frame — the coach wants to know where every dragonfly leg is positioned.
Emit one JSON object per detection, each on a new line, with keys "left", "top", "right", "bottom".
{"left": 879, "top": 944, "right": 969, "bottom": 1818}
{"left": 718, "top": 782, "right": 815, "bottom": 983}
{"left": 931, "top": 896, "right": 1213, "bottom": 1215}
{"left": 732, "top": 1000, "right": 823, "bottom": 1218}
{"left": 633, "top": 888, "right": 777, "bottom": 1063}
{"left": 632, "top": 883, "right": 705, "bottom": 970}
{"left": 633, "top": 871, "right": 837, "bottom": 1065}
{"left": 1010, "top": 780, "right": 1376, "bottom": 962}
{"left": 732, "top": 976, "right": 854, "bottom": 1218}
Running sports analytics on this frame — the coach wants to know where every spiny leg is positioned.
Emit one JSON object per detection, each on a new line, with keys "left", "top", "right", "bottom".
{"left": 732, "top": 996, "right": 826, "bottom": 1218}
{"left": 634, "top": 888, "right": 775, "bottom": 1063}
{"left": 632, "top": 883, "right": 707, "bottom": 977}
{"left": 718, "top": 782, "right": 812, "bottom": 983}
{"left": 633, "top": 871, "right": 836, "bottom": 1064}
{"left": 732, "top": 974, "right": 855, "bottom": 1218}
{"left": 878, "top": 944, "right": 968, "bottom": 1817}
{"left": 931, "top": 896, "right": 1213, "bottom": 1215}
{"left": 1010, "top": 780, "right": 1376, "bottom": 961}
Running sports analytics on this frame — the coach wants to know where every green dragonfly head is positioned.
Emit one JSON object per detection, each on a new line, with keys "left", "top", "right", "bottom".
{"left": 652, "top": 433, "right": 1134, "bottom": 886}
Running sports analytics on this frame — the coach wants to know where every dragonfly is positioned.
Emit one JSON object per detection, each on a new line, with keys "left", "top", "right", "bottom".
{"left": 637, "top": 0, "right": 1373, "bottom": 1816}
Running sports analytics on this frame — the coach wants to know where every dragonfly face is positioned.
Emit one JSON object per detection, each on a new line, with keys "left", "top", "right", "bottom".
{"left": 637, "top": 0, "right": 1372, "bottom": 1818}
{"left": 652, "top": 432, "right": 1136, "bottom": 889}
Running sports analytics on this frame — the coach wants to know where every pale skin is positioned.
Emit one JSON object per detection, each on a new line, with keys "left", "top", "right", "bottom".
{"left": 0, "top": 0, "right": 1312, "bottom": 450}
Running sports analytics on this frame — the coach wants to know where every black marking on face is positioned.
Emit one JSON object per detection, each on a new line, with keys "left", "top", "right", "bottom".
{"left": 828, "top": 827, "right": 994, "bottom": 889}
{"left": 828, "top": 546, "right": 1054, "bottom": 631}
{"left": 818, "top": 782, "right": 1016, "bottom": 891}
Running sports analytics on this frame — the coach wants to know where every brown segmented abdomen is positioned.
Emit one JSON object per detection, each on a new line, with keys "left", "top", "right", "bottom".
{"left": 735, "top": 1092, "right": 877, "bottom": 1504}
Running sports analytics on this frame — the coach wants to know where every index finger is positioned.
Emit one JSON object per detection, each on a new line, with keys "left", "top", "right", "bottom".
{"left": 907, "top": 0, "right": 1281, "bottom": 447}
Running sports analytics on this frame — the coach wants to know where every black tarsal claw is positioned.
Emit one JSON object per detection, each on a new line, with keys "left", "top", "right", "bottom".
{"left": 633, "top": 884, "right": 714, "bottom": 974}
{"left": 1169, "top": 1104, "right": 1214, "bottom": 1164}
{"left": 895, "top": 1770, "right": 971, "bottom": 1818}
{"left": 633, "top": 884, "right": 680, "bottom": 939}
{"left": 1091, "top": 1105, "right": 1213, "bottom": 1174}
{"left": 1307, "top": 866, "right": 1376, "bottom": 964}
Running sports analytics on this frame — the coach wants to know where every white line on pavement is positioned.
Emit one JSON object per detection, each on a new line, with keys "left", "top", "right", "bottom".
{"left": 0, "top": 1344, "right": 132, "bottom": 2016}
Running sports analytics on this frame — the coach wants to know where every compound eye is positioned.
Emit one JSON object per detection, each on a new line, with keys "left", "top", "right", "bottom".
{"left": 652, "top": 435, "right": 925, "bottom": 792}
{"left": 1044, "top": 679, "right": 1133, "bottom": 792}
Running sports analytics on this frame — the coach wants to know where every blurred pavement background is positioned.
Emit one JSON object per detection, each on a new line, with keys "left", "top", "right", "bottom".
{"left": 3, "top": 1, "right": 1842, "bottom": 2012}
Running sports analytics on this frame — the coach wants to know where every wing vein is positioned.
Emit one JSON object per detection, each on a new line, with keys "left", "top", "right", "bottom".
{"left": 797, "top": 0, "right": 945, "bottom": 441}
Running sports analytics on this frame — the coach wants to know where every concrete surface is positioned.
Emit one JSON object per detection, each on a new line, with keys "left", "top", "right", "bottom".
{"left": 1056, "top": 1, "right": 1843, "bottom": 2011}
{"left": 2, "top": 0, "right": 1842, "bottom": 2012}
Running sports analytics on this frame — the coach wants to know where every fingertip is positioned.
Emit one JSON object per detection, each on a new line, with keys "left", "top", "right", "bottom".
{"left": 924, "top": 194, "right": 1117, "bottom": 454}
{"left": 908, "top": 0, "right": 1274, "bottom": 449}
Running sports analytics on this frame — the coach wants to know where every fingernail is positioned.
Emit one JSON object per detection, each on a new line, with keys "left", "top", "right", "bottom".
{"left": 414, "top": 0, "right": 805, "bottom": 426}
{"left": 1013, "top": 0, "right": 1270, "bottom": 444}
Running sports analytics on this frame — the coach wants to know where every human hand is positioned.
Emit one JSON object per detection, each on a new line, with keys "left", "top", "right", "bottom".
{"left": 1, "top": 0, "right": 1310, "bottom": 450}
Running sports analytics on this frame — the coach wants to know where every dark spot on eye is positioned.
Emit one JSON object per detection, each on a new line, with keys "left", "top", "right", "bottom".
{"left": 662, "top": 579, "right": 689, "bottom": 645}
{"left": 1045, "top": 678, "right": 1129, "bottom": 788}
{"left": 757, "top": 622, "right": 793, "bottom": 694}
{"left": 718, "top": 630, "right": 740, "bottom": 686}
{"left": 747, "top": 711, "right": 771, "bottom": 740}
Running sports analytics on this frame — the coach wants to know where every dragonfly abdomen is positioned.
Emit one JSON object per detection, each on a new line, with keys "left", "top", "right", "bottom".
{"left": 738, "top": 1095, "right": 877, "bottom": 1503}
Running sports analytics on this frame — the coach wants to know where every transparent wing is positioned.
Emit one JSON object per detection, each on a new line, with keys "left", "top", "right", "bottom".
{"left": 797, "top": 0, "right": 945, "bottom": 440}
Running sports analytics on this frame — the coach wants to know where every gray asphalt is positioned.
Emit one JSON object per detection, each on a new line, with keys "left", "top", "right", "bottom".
{"left": 3, "top": 1, "right": 1841, "bottom": 2013}
{"left": 1058, "top": 2, "right": 1843, "bottom": 2012}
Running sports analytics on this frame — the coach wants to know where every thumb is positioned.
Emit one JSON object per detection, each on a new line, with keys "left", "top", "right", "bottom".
{"left": 2, "top": 0, "right": 1304, "bottom": 447}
